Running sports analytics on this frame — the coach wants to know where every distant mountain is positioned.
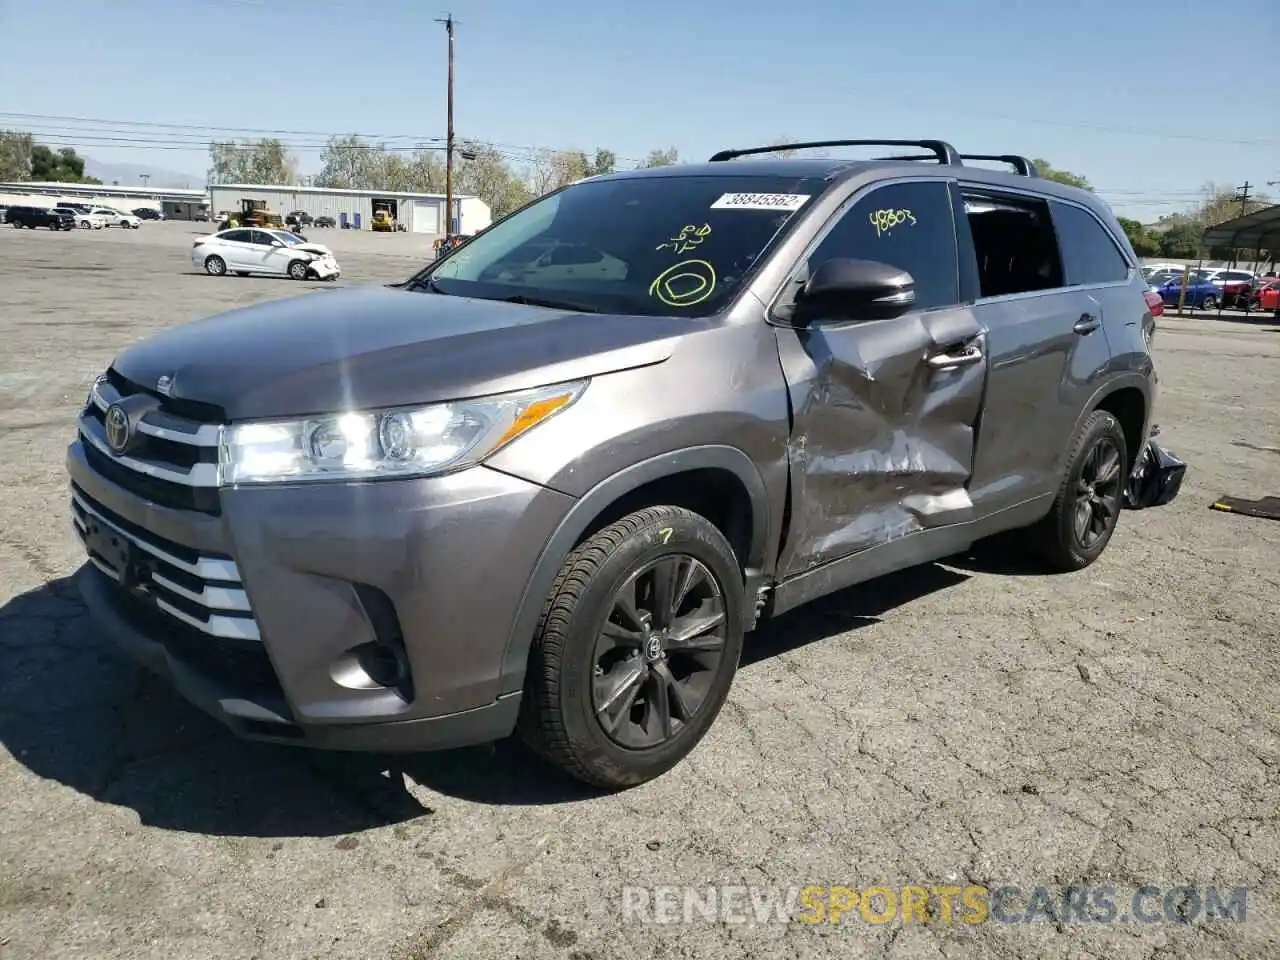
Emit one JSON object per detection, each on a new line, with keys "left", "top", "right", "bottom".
{"left": 83, "top": 157, "right": 204, "bottom": 190}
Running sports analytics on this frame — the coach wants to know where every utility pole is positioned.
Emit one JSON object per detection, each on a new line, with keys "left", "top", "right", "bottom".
{"left": 1233, "top": 181, "right": 1252, "bottom": 216}
{"left": 436, "top": 13, "right": 456, "bottom": 239}
{"left": 139, "top": 173, "right": 150, "bottom": 188}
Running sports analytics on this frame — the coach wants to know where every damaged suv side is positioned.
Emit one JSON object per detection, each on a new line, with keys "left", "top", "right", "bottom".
{"left": 69, "top": 138, "right": 1160, "bottom": 788}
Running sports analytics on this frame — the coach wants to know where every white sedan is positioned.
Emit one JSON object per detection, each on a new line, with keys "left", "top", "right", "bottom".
{"left": 55, "top": 207, "right": 105, "bottom": 229}
{"left": 92, "top": 207, "right": 142, "bottom": 229}
{"left": 191, "top": 228, "right": 341, "bottom": 281}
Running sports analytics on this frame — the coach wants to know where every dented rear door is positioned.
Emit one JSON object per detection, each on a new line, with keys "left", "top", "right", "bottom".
{"left": 771, "top": 178, "right": 987, "bottom": 578}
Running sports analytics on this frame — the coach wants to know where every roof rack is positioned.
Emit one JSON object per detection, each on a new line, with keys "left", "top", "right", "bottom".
{"left": 957, "top": 154, "right": 1038, "bottom": 177}
{"left": 708, "top": 139, "right": 960, "bottom": 165}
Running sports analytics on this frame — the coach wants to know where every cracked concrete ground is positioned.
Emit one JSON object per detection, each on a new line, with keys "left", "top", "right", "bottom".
{"left": 1, "top": 223, "right": 1277, "bottom": 960}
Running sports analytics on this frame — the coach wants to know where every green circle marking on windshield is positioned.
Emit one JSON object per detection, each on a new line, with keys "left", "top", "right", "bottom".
{"left": 649, "top": 260, "right": 717, "bottom": 308}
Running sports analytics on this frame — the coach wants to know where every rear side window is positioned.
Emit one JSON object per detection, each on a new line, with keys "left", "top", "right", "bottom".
{"left": 222, "top": 230, "right": 251, "bottom": 243}
{"left": 806, "top": 180, "right": 959, "bottom": 310}
{"left": 1051, "top": 202, "right": 1129, "bottom": 285}
{"left": 961, "top": 192, "right": 1064, "bottom": 298}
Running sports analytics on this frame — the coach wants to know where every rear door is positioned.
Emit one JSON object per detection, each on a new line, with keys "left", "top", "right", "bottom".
{"left": 959, "top": 188, "right": 1115, "bottom": 515}
{"left": 217, "top": 229, "right": 254, "bottom": 268}
{"left": 770, "top": 177, "right": 988, "bottom": 577}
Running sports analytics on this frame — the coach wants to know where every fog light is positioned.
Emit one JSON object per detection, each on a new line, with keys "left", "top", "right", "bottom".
{"left": 330, "top": 641, "right": 407, "bottom": 691}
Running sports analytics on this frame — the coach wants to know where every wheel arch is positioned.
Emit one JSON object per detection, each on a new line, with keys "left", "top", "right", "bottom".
{"left": 498, "top": 445, "right": 771, "bottom": 696}
{"left": 1055, "top": 376, "right": 1150, "bottom": 480}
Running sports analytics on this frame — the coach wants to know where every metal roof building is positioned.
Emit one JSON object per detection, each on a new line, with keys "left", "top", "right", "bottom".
{"left": 207, "top": 183, "right": 492, "bottom": 236}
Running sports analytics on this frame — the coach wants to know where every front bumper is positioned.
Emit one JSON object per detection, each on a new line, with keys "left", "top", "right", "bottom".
{"left": 308, "top": 258, "right": 340, "bottom": 280}
{"left": 67, "top": 438, "right": 574, "bottom": 751}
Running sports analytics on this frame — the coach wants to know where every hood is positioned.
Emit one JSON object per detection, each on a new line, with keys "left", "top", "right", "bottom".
{"left": 111, "top": 285, "right": 687, "bottom": 420}
{"left": 294, "top": 242, "right": 330, "bottom": 255}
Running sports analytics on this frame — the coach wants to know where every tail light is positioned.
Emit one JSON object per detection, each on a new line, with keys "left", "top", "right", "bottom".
{"left": 1143, "top": 290, "right": 1163, "bottom": 317}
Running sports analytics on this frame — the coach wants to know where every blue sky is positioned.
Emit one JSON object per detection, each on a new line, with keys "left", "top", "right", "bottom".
{"left": 1, "top": 0, "right": 1276, "bottom": 220}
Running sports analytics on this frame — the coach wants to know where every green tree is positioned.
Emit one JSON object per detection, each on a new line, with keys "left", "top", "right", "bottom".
{"left": 1117, "top": 216, "right": 1162, "bottom": 257}
{"left": 638, "top": 147, "right": 680, "bottom": 168}
{"left": 208, "top": 138, "right": 298, "bottom": 185}
{"left": 453, "top": 140, "right": 532, "bottom": 218}
{"left": 1030, "top": 158, "right": 1092, "bottom": 190}
{"left": 0, "top": 130, "right": 34, "bottom": 180}
{"left": 586, "top": 148, "right": 616, "bottom": 177}
{"left": 315, "top": 134, "right": 385, "bottom": 189}
{"left": 28, "top": 144, "right": 100, "bottom": 183}
{"left": 1157, "top": 220, "right": 1205, "bottom": 259}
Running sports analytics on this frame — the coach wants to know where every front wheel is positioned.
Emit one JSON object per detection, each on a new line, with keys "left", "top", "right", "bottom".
{"left": 1026, "top": 410, "right": 1128, "bottom": 572}
{"left": 287, "top": 259, "right": 309, "bottom": 280}
{"left": 1201, "top": 294, "right": 1218, "bottom": 311}
{"left": 204, "top": 254, "right": 227, "bottom": 276}
{"left": 518, "top": 506, "right": 745, "bottom": 789}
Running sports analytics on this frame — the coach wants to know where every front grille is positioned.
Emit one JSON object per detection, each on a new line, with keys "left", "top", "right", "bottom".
{"left": 71, "top": 484, "right": 259, "bottom": 642}
{"left": 78, "top": 371, "right": 224, "bottom": 516}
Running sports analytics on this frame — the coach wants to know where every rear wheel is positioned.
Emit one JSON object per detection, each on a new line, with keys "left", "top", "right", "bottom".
{"left": 1202, "top": 294, "right": 1218, "bottom": 311}
{"left": 204, "top": 255, "right": 227, "bottom": 276}
{"left": 1025, "top": 410, "right": 1128, "bottom": 572}
{"left": 519, "top": 506, "right": 745, "bottom": 789}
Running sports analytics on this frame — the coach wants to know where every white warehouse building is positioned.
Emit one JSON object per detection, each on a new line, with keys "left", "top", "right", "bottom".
{"left": 208, "top": 184, "right": 491, "bottom": 236}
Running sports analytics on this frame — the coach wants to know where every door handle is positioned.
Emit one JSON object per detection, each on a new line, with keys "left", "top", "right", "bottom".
{"left": 926, "top": 343, "right": 984, "bottom": 369}
{"left": 1074, "top": 313, "right": 1101, "bottom": 334}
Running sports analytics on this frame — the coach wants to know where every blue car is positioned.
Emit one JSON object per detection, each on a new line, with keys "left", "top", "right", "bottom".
{"left": 1156, "top": 275, "right": 1221, "bottom": 310}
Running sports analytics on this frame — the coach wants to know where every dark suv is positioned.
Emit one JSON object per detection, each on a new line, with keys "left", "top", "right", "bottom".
{"left": 68, "top": 138, "right": 1161, "bottom": 788}
{"left": 9, "top": 205, "right": 76, "bottom": 230}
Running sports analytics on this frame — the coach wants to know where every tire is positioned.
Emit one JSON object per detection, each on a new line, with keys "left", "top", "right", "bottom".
{"left": 204, "top": 255, "right": 227, "bottom": 277}
{"left": 79, "top": 220, "right": 90, "bottom": 229}
{"left": 1025, "top": 410, "right": 1128, "bottom": 572}
{"left": 518, "top": 505, "right": 745, "bottom": 789}
{"left": 287, "top": 259, "right": 309, "bottom": 280}
{"left": 1202, "top": 295, "right": 1218, "bottom": 311}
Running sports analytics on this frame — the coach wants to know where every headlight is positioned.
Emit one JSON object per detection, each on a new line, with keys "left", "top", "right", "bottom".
{"left": 219, "top": 379, "right": 587, "bottom": 484}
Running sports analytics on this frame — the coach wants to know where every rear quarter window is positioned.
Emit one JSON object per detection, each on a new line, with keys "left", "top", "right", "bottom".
{"left": 1051, "top": 202, "right": 1130, "bottom": 286}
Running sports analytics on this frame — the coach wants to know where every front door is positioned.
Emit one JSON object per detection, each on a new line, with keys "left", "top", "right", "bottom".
{"left": 771, "top": 178, "right": 988, "bottom": 579}
{"left": 249, "top": 229, "right": 289, "bottom": 274}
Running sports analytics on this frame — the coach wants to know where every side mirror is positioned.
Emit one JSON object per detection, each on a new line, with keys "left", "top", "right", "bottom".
{"left": 792, "top": 258, "right": 916, "bottom": 325}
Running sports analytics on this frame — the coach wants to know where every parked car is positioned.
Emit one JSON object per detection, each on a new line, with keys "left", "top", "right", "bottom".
{"left": 7, "top": 205, "right": 76, "bottom": 230}
{"left": 91, "top": 207, "right": 142, "bottom": 229}
{"left": 191, "top": 227, "right": 341, "bottom": 280}
{"left": 285, "top": 211, "right": 314, "bottom": 228}
{"left": 55, "top": 206, "right": 106, "bottom": 230}
{"left": 313, "top": 215, "right": 336, "bottom": 228}
{"left": 132, "top": 207, "right": 163, "bottom": 221}
{"left": 69, "top": 138, "right": 1163, "bottom": 788}
{"left": 1156, "top": 275, "right": 1221, "bottom": 309}
{"left": 1239, "top": 277, "right": 1280, "bottom": 313}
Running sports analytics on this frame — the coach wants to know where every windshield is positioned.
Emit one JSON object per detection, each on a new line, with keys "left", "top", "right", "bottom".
{"left": 413, "top": 174, "right": 827, "bottom": 316}
{"left": 270, "top": 230, "right": 305, "bottom": 244}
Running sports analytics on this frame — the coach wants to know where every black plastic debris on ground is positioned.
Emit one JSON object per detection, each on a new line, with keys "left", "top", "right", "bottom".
{"left": 1125, "top": 441, "right": 1187, "bottom": 509}
{"left": 1209, "top": 496, "right": 1280, "bottom": 521}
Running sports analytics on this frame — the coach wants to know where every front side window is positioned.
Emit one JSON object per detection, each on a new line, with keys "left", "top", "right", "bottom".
{"left": 804, "top": 180, "right": 960, "bottom": 310}
{"left": 1051, "top": 202, "right": 1129, "bottom": 285}
{"left": 413, "top": 174, "right": 828, "bottom": 316}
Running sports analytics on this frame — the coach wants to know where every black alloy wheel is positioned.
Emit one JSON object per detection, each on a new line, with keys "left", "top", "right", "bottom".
{"left": 1072, "top": 436, "right": 1123, "bottom": 551}
{"left": 592, "top": 554, "right": 727, "bottom": 749}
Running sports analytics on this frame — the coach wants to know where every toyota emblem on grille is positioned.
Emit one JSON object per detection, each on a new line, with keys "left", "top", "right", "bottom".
{"left": 104, "top": 403, "right": 131, "bottom": 454}
{"left": 155, "top": 374, "right": 173, "bottom": 396}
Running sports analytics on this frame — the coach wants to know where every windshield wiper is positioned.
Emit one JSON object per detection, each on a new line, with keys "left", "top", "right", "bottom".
{"left": 496, "top": 294, "right": 601, "bottom": 313}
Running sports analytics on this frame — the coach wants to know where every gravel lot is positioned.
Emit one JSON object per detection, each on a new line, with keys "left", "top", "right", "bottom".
{"left": 1, "top": 222, "right": 1277, "bottom": 960}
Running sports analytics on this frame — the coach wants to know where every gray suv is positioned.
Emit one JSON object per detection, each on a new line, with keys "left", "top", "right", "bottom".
{"left": 68, "top": 139, "right": 1158, "bottom": 788}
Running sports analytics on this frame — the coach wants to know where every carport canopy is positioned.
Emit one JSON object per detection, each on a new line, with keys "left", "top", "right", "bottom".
{"left": 1201, "top": 203, "right": 1280, "bottom": 252}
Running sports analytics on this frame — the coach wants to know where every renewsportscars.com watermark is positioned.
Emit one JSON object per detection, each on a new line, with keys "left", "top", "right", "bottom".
{"left": 621, "top": 884, "right": 1249, "bottom": 926}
